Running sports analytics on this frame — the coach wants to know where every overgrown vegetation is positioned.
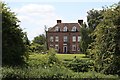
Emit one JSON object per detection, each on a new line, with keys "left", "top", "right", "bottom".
{"left": 80, "top": 2, "right": 120, "bottom": 76}
{"left": 2, "top": 52, "right": 119, "bottom": 79}
{"left": 2, "top": 2, "right": 28, "bottom": 66}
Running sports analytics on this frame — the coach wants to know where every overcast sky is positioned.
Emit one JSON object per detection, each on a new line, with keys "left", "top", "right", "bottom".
{"left": 3, "top": 0, "right": 119, "bottom": 40}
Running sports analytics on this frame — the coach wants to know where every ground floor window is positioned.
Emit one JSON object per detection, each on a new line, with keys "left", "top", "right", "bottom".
{"left": 72, "top": 45, "right": 76, "bottom": 51}
{"left": 55, "top": 44, "right": 59, "bottom": 51}
{"left": 77, "top": 45, "right": 80, "bottom": 51}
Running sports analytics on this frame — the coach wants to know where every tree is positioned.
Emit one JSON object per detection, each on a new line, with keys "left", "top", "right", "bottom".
{"left": 30, "top": 34, "right": 47, "bottom": 53}
{"left": 2, "top": 2, "right": 27, "bottom": 66}
{"left": 87, "top": 9, "right": 103, "bottom": 32}
{"left": 32, "top": 34, "right": 46, "bottom": 45}
{"left": 88, "top": 2, "right": 120, "bottom": 75}
{"left": 80, "top": 23, "right": 91, "bottom": 55}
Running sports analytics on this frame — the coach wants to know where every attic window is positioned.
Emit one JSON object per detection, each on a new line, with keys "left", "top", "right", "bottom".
{"left": 55, "top": 26, "right": 59, "bottom": 31}
{"left": 63, "top": 26, "right": 67, "bottom": 32}
{"left": 72, "top": 26, "right": 77, "bottom": 31}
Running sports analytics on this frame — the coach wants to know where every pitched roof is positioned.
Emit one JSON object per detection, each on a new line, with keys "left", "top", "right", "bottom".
{"left": 48, "top": 23, "right": 81, "bottom": 32}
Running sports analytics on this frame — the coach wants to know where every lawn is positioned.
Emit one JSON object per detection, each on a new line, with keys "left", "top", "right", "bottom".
{"left": 29, "top": 53, "right": 89, "bottom": 62}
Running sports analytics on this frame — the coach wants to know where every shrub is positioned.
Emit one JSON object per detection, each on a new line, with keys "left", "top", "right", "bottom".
{"left": 2, "top": 66, "right": 119, "bottom": 79}
{"left": 46, "top": 48, "right": 60, "bottom": 66}
{"left": 65, "top": 58, "right": 94, "bottom": 72}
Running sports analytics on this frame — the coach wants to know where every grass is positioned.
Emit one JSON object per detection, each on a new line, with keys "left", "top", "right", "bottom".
{"left": 29, "top": 53, "right": 88, "bottom": 61}
{"left": 56, "top": 54, "right": 89, "bottom": 61}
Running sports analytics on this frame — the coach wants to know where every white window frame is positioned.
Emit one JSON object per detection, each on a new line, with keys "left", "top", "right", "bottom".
{"left": 72, "top": 36, "right": 76, "bottom": 42}
{"left": 55, "top": 26, "right": 59, "bottom": 31}
{"left": 72, "top": 45, "right": 76, "bottom": 51}
{"left": 63, "top": 26, "right": 67, "bottom": 32}
{"left": 55, "top": 36, "right": 59, "bottom": 42}
{"left": 50, "top": 44, "right": 53, "bottom": 48}
{"left": 63, "top": 36, "right": 68, "bottom": 42}
{"left": 50, "top": 36, "right": 54, "bottom": 42}
{"left": 78, "top": 36, "right": 81, "bottom": 42}
{"left": 72, "top": 26, "right": 77, "bottom": 31}
{"left": 77, "top": 45, "right": 80, "bottom": 51}
{"left": 55, "top": 44, "right": 59, "bottom": 51}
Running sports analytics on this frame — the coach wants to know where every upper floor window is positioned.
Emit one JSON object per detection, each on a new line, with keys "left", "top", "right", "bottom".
{"left": 50, "top": 36, "right": 54, "bottom": 42}
{"left": 78, "top": 36, "right": 81, "bottom": 42}
{"left": 55, "top": 26, "right": 59, "bottom": 31}
{"left": 55, "top": 36, "right": 59, "bottom": 42}
{"left": 63, "top": 26, "right": 67, "bottom": 32}
{"left": 72, "top": 26, "right": 77, "bottom": 31}
{"left": 63, "top": 36, "right": 68, "bottom": 42}
{"left": 72, "top": 36, "right": 76, "bottom": 42}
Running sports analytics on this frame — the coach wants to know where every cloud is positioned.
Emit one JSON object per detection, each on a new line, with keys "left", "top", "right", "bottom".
{"left": 13, "top": 4, "right": 61, "bottom": 40}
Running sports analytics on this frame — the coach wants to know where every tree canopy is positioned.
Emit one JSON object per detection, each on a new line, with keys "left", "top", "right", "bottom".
{"left": 2, "top": 2, "right": 27, "bottom": 66}
{"left": 87, "top": 2, "right": 120, "bottom": 75}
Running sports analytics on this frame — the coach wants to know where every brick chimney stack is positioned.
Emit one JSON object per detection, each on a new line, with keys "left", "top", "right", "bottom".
{"left": 78, "top": 20, "right": 83, "bottom": 25}
{"left": 57, "top": 20, "right": 62, "bottom": 23}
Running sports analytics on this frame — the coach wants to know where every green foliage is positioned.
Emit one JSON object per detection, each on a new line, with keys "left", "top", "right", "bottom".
{"left": 88, "top": 2, "right": 120, "bottom": 75}
{"left": 2, "top": 66, "right": 119, "bottom": 79}
{"left": 46, "top": 48, "right": 60, "bottom": 65}
{"left": 32, "top": 34, "right": 46, "bottom": 45}
{"left": 87, "top": 9, "right": 103, "bottom": 32}
{"left": 29, "top": 43, "right": 47, "bottom": 53}
{"left": 2, "top": 53, "right": 119, "bottom": 79}
{"left": 2, "top": 2, "right": 27, "bottom": 66}
{"left": 80, "top": 23, "right": 91, "bottom": 55}
{"left": 30, "top": 34, "right": 47, "bottom": 53}
{"left": 65, "top": 58, "right": 94, "bottom": 72}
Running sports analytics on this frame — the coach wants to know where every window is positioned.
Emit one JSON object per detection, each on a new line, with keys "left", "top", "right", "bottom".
{"left": 77, "top": 45, "right": 80, "bottom": 51}
{"left": 50, "top": 44, "right": 53, "bottom": 48}
{"left": 55, "top": 26, "right": 59, "bottom": 31}
{"left": 78, "top": 36, "right": 81, "bottom": 42}
{"left": 50, "top": 36, "right": 54, "bottom": 42}
{"left": 72, "top": 36, "right": 76, "bottom": 42}
{"left": 63, "top": 36, "right": 68, "bottom": 42}
{"left": 63, "top": 26, "right": 67, "bottom": 32}
{"left": 72, "top": 26, "right": 77, "bottom": 31}
{"left": 55, "top": 36, "right": 59, "bottom": 42}
{"left": 55, "top": 44, "right": 59, "bottom": 51}
{"left": 72, "top": 45, "right": 76, "bottom": 51}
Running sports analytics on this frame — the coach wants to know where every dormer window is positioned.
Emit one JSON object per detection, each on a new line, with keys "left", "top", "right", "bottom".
{"left": 55, "top": 26, "right": 59, "bottom": 31}
{"left": 72, "top": 26, "right": 77, "bottom": 31}
{"left": 63, "top": 26, "right": 67, "bottom": 32}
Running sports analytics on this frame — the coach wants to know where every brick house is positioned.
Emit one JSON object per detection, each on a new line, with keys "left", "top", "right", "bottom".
{"left": 46, "top": 20, "right": 83, "bottom": 53}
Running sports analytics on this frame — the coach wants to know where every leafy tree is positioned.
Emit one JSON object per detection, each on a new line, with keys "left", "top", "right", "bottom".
{"left": 80, "top": 23, "right": 91, "bottom": 55}
{"left": 87, "top": 9, "right": 103, "bottom": 32}
{"left": 32, "top": 34, "right": 46, "bottom": 45}
{"left": 88, "top": 2, "right": 120, "bottom": 75}
{"left": 80, "top": 9, "right": 104, "bottom": 55}
{"left": 30, "top": 34, "right": 47, "bottom": 53}
{"left": 2, "top": 2, "right": 27, "bottom": 66}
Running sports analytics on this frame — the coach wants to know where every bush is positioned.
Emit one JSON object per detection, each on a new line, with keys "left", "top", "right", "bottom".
{"left": 2, "top": 66, "right": 119, "bottom": 79}
{"left": 46, "top": 48, "right": 60, "bottom": 66}
{"left": 65, "top": 58, "right": 94, "bottom": 72}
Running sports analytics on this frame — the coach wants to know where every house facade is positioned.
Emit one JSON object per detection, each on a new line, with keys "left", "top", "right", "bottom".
{"left": 46, "top": 20, "right": 83, "bottom": 53}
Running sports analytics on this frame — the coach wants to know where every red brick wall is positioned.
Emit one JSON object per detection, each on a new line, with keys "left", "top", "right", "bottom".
{"left": 46, "top": 31, "right": 81, "bottom": 53}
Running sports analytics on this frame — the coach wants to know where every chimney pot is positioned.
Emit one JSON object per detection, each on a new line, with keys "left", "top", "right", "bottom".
{"left": 57, "top": 20, "right": 62, "bottom": 23}
{"left": 78, "top": 20, "right": 83, "bottom": 25}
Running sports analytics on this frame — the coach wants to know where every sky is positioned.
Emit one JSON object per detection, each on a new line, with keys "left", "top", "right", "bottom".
{"left": 2, "top": 0, "right": 120, "bottom": 41}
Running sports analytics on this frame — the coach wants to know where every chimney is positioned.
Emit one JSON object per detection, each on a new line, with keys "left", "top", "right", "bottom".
{"left": 57, "top": 20, "right": 62, "bottom": 23}
{"left": 78, "top": 20, "right": 83, "bottom": 25}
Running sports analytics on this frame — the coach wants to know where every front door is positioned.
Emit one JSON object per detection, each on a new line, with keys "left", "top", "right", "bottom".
{"left": 63, "top": 46, "right": 67, "bottom": 53}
